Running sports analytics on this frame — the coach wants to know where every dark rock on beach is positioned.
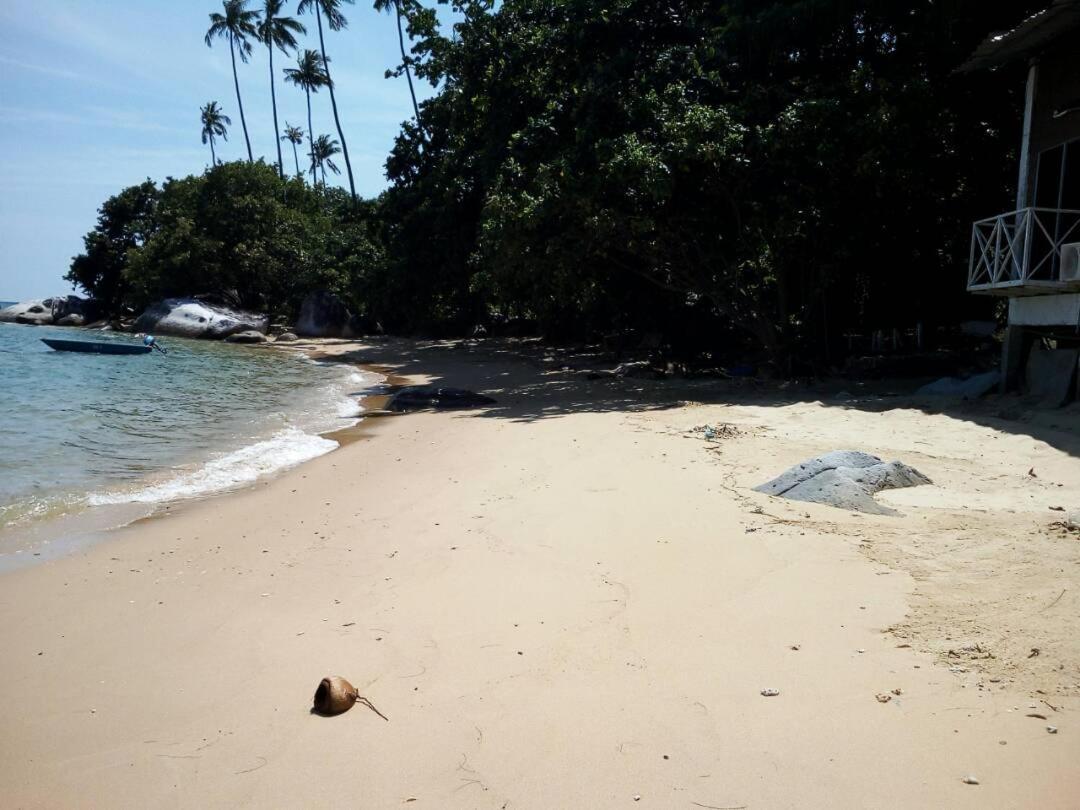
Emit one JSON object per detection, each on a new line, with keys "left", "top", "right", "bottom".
{"left": 755, "top": 450, "right": 930, "bottom": 516}
{"left": 133, "top": 298, "right": 268, "bottom": 340}
{"left": 224, "top": 330, "right": 267, "bottom": 344}
{"left": 275, "top": 332, "right": 299, "bottom": 342}
{"left": 295, "top": 290, "right": 354, "bottom": 338}
{"left": 388, "top": 386, "right": 496, "bottom": 412}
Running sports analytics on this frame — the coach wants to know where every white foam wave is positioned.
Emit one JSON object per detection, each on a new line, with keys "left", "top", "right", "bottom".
{"left": 88, "top": 428, "right": 338, "bottom": 506}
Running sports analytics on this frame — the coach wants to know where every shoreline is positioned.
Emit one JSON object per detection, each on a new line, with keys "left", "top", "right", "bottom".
{"left": 0, "top": 335, "right": 388, "bottom": 573}
{"left": 0, "top": 337, "right": 1077, "bottom": 807}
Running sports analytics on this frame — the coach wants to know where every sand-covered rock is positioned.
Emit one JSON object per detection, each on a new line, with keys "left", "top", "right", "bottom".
{"left": 755, "top": 450, "right": 930, "bottom": 515}
{"left": 133, "top": 298, "right": 268, "bottom": 340}
{"left": 389, "top": 386, "right": 496, "bottom": 412}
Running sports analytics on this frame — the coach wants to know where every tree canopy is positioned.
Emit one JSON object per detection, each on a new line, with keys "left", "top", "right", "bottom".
{"left": 71, "top": 1, "right": 1044, "bottom": 367}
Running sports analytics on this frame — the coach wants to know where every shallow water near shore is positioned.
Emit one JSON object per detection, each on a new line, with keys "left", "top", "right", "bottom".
{"left": 0, "top": 322, "right": 379, "bottom": 564}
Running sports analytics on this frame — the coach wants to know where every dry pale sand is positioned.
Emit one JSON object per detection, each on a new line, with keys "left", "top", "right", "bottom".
{"left": 1, "top": 338, "right": 1078, "bottom": 809}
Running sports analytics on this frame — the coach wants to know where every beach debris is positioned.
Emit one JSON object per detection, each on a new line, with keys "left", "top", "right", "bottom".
{"left": 388, "top": 386, "right": 496, "bottom": 412}
{"left": 1026, "top": 713, "right": 1048, "bottom": 720}
{"left": 961, "top": 776, "right": 980, "bottom": 785}
{"left": 1028, "top": 647, "right": 1041, "bottom": 658}
{"left": 753, "top": 451, "right": 930, "bottom": 515}
{"left": 312, "top": 676, "right": 389, "bottom": 721}
{"left": 1049, "top": 518, "right": 1080, "bottom": 536}
{"left": 760, "top": 689, "right": 780, "bottom": 697}
{"left": 790, "top": 644, "right": 801, "bottom": 651}
{"left": 1047, "top": 726, "right": 1058, "bottom": 734}
{"left": 633, "top": 795, "right": 642, "bottom": 802}
{"left": 691, "top": 423, "right": 741, "bottom": 442}
{"left": 875, "top": 693, "right": 892, "bottom": 703}
{"left": 1028, "top": 467, "right": 1037, "bottom": 478}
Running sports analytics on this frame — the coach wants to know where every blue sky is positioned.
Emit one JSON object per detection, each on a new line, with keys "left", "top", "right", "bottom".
{"left": 0, "top": 0, "right": 438, "bottom": 301}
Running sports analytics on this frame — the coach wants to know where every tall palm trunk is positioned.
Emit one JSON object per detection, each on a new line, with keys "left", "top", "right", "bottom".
{"left": 394, "top": 0, "right": 422, "bottom": 138}
{"left": 209, "top": 136, "right": 217, "bottom": 166}
{"left": 268, "top": 43, "right": 283, "bottom": 178}
{"left": 304, "top": 88, "right": 316, "bottom": 184}
{"left": 314, "top": 5, "right": 356, "bottom": 200}
{"left": 291, "top": 141, "right": 300, "bottom": 176}
{"left": 229, "top": 34, "right": 254, "bottom": 161}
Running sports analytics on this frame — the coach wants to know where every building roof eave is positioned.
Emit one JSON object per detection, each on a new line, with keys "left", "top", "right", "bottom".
{"left": 959, "top": 0, "right": 1080, "bottom": 73}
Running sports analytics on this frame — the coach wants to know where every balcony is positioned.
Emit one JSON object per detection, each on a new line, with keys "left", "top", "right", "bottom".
{"left": 967, "top": 207, "right": 1080, "bottom": 295}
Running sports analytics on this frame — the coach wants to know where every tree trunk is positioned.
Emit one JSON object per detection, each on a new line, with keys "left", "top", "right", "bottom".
{"left": 305, "top": 88, "right": 316, "bottom": 185}
{"left": 230, "top": 35, "right": 253, "bottom": 162}
{"left": 315, "top": 5, "right": 356, "bottom": 200}
{"left": 395, "top": 0, "right": 423, "bottom": 139}
{"left": 292, "top": 141, "right": 300, "bottom": 176}
{"left": 269, "top": 43, "right": 283, "bottom": 178}
{"left": 210, "top": 136, "right": 217, "bottom": 166}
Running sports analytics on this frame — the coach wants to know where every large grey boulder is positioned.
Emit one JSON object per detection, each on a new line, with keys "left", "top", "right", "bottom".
{"left": 133, "top": 298, "right": 268, "bottom": 340}
{"left": 755, "top": 450, "right": 931, "bottom": 516}
{"left": 0, "top": 296, "right": 98, "bottom": 326}
{"left": 295, "top": 290, "right": 353, "bottom": 338}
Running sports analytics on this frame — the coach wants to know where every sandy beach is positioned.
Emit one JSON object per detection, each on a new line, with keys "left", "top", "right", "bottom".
{"left": 1, "top": 337, "right": 1078, "bottom": 809}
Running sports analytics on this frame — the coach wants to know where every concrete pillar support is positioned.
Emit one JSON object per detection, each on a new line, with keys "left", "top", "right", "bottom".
{"left": 1001, "top": 325, "right": 1028, "bottom": 392}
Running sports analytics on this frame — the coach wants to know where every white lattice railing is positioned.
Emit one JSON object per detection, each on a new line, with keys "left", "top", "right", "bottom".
{"left": 968, "top": 207, "right": 1080, "bottom": 290}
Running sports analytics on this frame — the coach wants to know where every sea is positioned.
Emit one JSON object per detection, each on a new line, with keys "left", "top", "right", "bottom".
{"left": 0, "top": 318, "right": 380, "bottom": 569}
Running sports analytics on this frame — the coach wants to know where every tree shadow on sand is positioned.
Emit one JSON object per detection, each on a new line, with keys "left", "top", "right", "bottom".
{"left": 324, "top": 337, "right": 1080, "bottom": 460}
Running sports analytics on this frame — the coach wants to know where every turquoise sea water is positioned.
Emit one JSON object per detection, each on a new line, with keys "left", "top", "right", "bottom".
{"left": 0, "top": 322, "right": 376, "bottom": 545}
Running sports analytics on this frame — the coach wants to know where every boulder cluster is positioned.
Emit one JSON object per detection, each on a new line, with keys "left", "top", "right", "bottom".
{"left": 1, "top": 290, "right": 367, "bottom": 345}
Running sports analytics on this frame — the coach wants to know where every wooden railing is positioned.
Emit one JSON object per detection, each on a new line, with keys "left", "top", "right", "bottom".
{"left": 968, "top": 207, "right": 1080, "bottom": 292}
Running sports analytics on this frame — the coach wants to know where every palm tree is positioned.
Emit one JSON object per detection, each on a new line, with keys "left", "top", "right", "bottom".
{"left": 257, "top": 0, "right": 305, "bottom": 179}
{"left": 205, "top": 0, "right": 260, "bottom": 163}
{"left": 297, "top": 0, "right": 357, "bottom": 200}
{"left": 310, "top": 133, "right": 341, "bottom": 186}
{"left": 283, "top": 49, "right": 330, "bottom": 184}
{"left": 373, "top": 0, "right": 423, "bottom": 140}
{"left": 281, "top": 123, "right": 305, "bottom": 176}
{"left": 200, "top": 101, "right": 231, "bottom": 165}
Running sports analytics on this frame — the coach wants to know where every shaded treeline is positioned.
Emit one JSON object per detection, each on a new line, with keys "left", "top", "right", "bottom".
{"left": 72, "top": 1, "right": 1043, "bottom": 367}
{"left": 378, "top": 0, "right": 1040, "bottom": 366}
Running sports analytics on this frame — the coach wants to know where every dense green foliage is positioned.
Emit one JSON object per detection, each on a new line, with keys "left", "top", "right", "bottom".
{"left": 66, "top": 162, "right": 382, "bottom": 319}
{"left": 72, "top": 1, "right": 1046, "bottom": 367}
{"left": 375, "top": 0, "right": 1042, "bottom": 362}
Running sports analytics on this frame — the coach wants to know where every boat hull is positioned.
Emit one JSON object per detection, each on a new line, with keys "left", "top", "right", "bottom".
{"left": 41, "top": 338, "right": 152, "bottom": 355}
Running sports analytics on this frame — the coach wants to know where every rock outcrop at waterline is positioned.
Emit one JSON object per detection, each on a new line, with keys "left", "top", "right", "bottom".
{"left": 133, "top": 298, "right": 269, "bottom": 340}
{"left": 0, "top": 296, "right": 100, "bottom": 326}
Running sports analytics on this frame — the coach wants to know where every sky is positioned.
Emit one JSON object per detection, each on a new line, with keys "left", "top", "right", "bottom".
{"left": 0, "top": 0, "right": 440, "bottom": 301}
